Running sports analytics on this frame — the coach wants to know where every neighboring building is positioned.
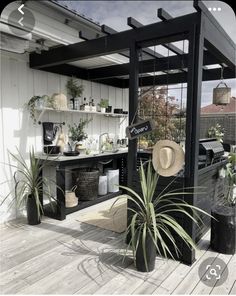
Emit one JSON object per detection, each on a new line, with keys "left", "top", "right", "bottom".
{"left": 200, "top": 97, "right": 236, "bottom": 144}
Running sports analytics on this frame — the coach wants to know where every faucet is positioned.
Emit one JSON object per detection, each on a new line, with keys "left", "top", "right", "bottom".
{"left": 99, "top": 133, "right": 109, "bottom": 154}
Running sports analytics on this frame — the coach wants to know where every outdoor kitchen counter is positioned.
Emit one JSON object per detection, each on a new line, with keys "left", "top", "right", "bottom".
{"left": 36, "top": 149, "right": 128, "bottom": 220}
{"left": 36, "top": 148, "right": 128, "bottom": 165}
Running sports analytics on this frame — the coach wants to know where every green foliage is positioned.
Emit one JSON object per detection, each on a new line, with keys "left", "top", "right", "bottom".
{"left": 112, "top": 161, "right": 210, "bottom": 271}
{"left": 68, "top": 118, "right": 92, "bottom": 142}
{"left": 224, "top": 153, "right": 236, "bottom": 206}
{"left": 138, "top": 87, "right": 185, "bottom": 145}
{"left": 1, "top": 148, "right": 60, "bottom": 219}
{"left": 66, "top": 77, "right": 84, "bottom": 98}
{"left": 26, "top": 95, "right": 51, "bottom": 124}
{"left": 207, "top": 123, "right": 224, "bottom": 143}
{"left": 99, "top": 99, "right": 109, "bottom": 108}
{"left": 228, "top": 152, "right": 236, "bottom": 166}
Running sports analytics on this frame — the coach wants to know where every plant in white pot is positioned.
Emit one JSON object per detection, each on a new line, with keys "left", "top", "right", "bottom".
{"left": 66, "top": 77, "right": 84, "bottom": 110}
{"left": 99, "top": 99, "right": 109, "bottom": 113}
{"left": 1, "top": 148, "right": 60, "bottom": 225}
{"left": 113, "top": 161, "right": 210, "bottom": 272}
{"left": 68, "top": 118, "right": 92, "bottom": 152}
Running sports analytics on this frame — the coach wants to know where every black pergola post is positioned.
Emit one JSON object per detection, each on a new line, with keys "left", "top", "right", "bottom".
{"left": 127, "top": 43, "right": 140, "bottom": 187}
{"left": 183, "top": 19, "right": 204, "bottom": 264}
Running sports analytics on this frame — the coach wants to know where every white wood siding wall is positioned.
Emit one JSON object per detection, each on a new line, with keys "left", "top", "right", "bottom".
{"left": 0, "top": 51, "right": 129, "bottom": 222}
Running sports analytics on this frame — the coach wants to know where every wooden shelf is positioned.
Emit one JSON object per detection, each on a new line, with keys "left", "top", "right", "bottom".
{"left": 65, "top": 190, "right": 122, "bottom": 215}
{"left": 43, "top": 190, "right": 123, "bottom": 219}
{"left": 36, "top": 107, "right": 128, "bottom": 122}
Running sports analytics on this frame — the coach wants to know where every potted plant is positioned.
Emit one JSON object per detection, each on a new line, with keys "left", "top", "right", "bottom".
{"left": 99, "top": 99, "right": 109, "bottom": 113}
{"left": 211, "top": 152, "right": 236, "bottom": 254}
{"left": 66, "top": 77, "right": 84, "bottom": 110}
{"left": 1, "top": 148, "right": 59, "bottom": 225}
{"left": 113, "top": 161, "right": 210, "bottom": 272}
{"left": 26, "top": 95, "right": 52, "bottom": 124}
{"left": 68, "top": 118, "right": 91, "bottom": 151}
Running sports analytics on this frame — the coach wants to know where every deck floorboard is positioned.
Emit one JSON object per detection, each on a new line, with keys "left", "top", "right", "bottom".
{"left": 0, "top": 198, "right": 235, "bottom": 295}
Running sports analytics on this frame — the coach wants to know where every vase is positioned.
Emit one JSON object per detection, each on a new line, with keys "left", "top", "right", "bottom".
{"left": 27, "top": 195, "right": 41, "bottom": 225}
{"left": 100, "top": 107, "right": 106, "bottom": 113}
{"left": 68, "top": 140, "right": 76, "bottom": 151}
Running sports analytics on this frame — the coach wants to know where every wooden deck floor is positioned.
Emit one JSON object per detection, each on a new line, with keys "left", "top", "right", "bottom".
{"left": 0, "top": 199, "right": 235, "bottom": 295}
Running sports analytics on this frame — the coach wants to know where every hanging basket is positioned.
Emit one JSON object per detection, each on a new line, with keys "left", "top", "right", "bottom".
{"left": 213, "top": 82, "right": 231, "bottom": 105}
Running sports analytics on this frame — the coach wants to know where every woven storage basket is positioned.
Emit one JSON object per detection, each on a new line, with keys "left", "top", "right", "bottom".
{"left": 74, "top": 169, "right": 99, "bottom": 201}
{"left": 65, "top": 190, "right": 78, "bottom": 208}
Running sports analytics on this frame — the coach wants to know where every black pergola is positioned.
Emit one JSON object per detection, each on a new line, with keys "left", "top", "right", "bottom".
{"left": 29, "top": 0, "right": 235, "bottom": 264}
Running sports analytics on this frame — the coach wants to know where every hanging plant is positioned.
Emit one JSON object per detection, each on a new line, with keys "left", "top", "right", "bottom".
{"left": 66, "top": 77, "right": 84, "bottom": 98}
{"left": 26, "top": 95, "right": 50, "bottom": 124}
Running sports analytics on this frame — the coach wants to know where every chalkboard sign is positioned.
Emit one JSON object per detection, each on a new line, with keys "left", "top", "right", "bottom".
{"left": 126, "top": 120, "right": 154, "bottom": 140}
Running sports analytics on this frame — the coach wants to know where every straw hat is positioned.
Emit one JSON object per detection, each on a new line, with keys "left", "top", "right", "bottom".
{"left": 152, "top": 140, "right": 185, "bottom": 177}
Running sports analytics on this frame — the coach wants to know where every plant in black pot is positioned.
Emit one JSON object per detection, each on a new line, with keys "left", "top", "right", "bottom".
{"left": 66, "top": 77, "right": 84, "bottom": 110}
{"left": 1, "top": 148, "right": 59, "bottom": 225}
{"left": 113, "top": 161, "right": 209, "bottom": 272}
{"left": 211, "top": 152, "right": 236, "bottom": 254}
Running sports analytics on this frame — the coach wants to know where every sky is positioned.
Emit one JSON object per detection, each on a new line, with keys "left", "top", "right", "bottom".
{"left": 59, "top": 0, "right": 236, "bottom": 107}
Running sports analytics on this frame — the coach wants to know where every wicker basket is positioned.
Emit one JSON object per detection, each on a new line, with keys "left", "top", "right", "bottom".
{"left": 74, "top": 168, "right": 99, "bottom": 201}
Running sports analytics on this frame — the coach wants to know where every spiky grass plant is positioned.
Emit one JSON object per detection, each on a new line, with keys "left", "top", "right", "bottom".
{"left": 113, "top": 160, "right": 211, "bottom": 271}
{"left": 1, "top": 147, "right": 61, "bottom": 220}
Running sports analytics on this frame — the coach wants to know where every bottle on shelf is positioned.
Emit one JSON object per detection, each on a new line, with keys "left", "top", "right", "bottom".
{"left": 84, "top": 97, "right": 90, "bottom": 111}
{"left": 80, "top": 97, "right": 86, "bottom": 111}
{"left": 91, "top": 99, "right": 96, "bottom": 112}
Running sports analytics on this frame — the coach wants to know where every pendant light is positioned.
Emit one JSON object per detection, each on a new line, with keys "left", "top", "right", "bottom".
{"left": 213, "top": 66, "right": 231, "bottom": 105}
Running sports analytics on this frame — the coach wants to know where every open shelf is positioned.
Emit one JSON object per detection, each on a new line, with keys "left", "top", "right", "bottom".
{"left": 65, "top": 190, "right": 122, "bottom": 215}
{"left": 42, "top": 190, "right": 123, "bottom": 219}
{"left": 36, "top": 107, "right": 128, "bottom": 122}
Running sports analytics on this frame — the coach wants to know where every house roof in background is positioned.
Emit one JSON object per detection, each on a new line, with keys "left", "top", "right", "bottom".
{"left": 201, "top": 97, "right": 236, "bottom": 113}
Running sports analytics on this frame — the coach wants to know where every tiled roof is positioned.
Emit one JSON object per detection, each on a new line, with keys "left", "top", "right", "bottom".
{"left": 201, "top": 97, "right": 236, "bottom": 113}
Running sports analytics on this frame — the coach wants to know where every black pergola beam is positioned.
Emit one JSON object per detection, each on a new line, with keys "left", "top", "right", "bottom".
{"left": 30, "top": 12, "right": 199, "bottom": 69}
{"left": 203, "top": 18, "right": 236, "bottom": 71}
{"left": 79, "top": 30, "right": 101, "bottom": 41}
{"left": 194, "top": 0, "right": 235, "bottom": 48}
{"left": 82, "top": 51, "right": 219, "bottom": 80}
{"left": 157, "top": 8, "right": 173, "bottom": 21}
{"left": 118, "top": 67, "right": 235, "bottom": 88}
{"left": 194, "top": 0, "right": 236, "bottom": 71}
{"left": 100, "top": 25, "right": 130, "bottom": 59}
{"left": 156, "top": 9, "right": 185, "bottom": 55}
{"left": 102, "top": 23, "right": 164, "bottom": 59}
{"left": 41, "top": 50, "right": 224, "bottom": 83}
{"left": 89, "top": 54, "right": 187, "bottom": 80}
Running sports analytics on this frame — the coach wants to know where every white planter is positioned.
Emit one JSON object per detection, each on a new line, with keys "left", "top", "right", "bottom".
{"left": 100, "top": 107, "right": 106, "bottom": 113}
{"left": 106, "top": 169, "right": 119, "bottom": 193}
{"left": 98, "top": 175, "right": 108, "bottom": 195}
